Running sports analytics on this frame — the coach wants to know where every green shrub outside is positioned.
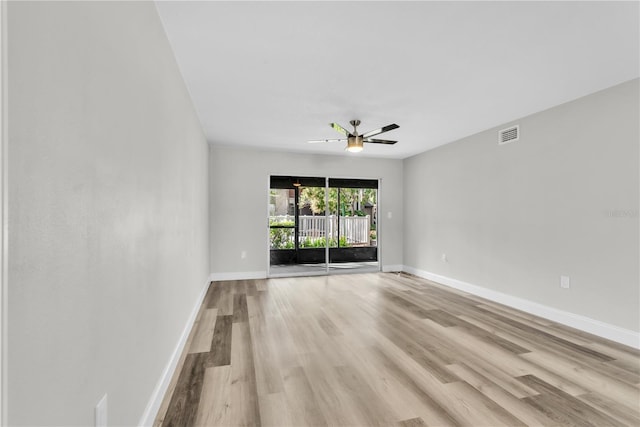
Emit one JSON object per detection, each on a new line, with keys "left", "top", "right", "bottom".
{"left": 270, "top": 228, "right": 294, "bottom": 249}
{"left": 299, "top": 236, "right": 350, "bottom": 248}
{"left": 270, "top": 230, "right": 351, "bottom": 249}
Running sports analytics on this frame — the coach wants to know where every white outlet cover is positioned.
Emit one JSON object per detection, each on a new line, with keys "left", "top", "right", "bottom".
{"left": 95, "top": 394, "right": 107, "bottom": 427}
{"left": 560, "top": 275, "right": 570, "bottom": 289}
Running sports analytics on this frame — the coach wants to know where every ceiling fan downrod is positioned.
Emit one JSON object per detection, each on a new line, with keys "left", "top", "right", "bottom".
{"left": 349, "top": 119, "right": 361, "bottom": 136}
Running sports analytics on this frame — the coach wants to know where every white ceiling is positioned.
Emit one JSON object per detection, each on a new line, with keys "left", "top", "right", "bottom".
{"left": 155, "top": 1, "right": 639, "bottom": 159}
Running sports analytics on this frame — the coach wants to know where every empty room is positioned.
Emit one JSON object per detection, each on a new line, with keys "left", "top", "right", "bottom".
{"left": 2, "top": 1, "right": 639, "bottom": 426}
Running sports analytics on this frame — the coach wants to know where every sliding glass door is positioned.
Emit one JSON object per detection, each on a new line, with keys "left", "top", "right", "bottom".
{"left": 269, "top": 176, "right": 379, "bottom": 277}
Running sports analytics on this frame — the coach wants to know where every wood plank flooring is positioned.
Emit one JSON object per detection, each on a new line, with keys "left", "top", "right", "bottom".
{"left": 155, "top": 273, "right": 640, "bottom": 427}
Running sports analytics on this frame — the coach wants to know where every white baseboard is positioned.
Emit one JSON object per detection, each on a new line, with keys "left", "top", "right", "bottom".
{"left": 209, "top": 271, "right": 267, "bottom": 282}
{"left": 402, "top": 266, "right": 640, "bottom": 350}
{"left": 138, "top": 278, "right": 210, "bottom": 427}
{"left": 382, "top": 264, "right": 404, "bottom": 273}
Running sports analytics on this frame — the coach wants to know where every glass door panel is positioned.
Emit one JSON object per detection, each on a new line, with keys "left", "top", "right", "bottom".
{"left": 328, "top": 180, "right": 379, "bottom": 272}
{"left": 269, "top": 176, "right": 327, "bottom": 276}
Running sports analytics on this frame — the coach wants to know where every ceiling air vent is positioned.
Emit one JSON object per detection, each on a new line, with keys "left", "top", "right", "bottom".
{"left": 498, "top": 125, "right": 519, "bottom": 145}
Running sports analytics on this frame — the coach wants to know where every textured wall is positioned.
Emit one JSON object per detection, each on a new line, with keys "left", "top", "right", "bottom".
{"left": 403, "top": 79, "right": 639, "bottom": 331}
{"left": 7, "top": 2, "right": 209, "bottom": 425}
{"left": 210, "top": 146, "right": 403, "bottom": 275}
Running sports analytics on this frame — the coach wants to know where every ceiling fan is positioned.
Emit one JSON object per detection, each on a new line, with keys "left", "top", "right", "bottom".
{"left": 308, "top": 119, "right": 399, "bottom": 152}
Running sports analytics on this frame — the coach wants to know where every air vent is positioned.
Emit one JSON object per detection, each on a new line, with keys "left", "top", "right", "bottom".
{"left": 498, "top": 125, "right": 519, "bottom": 145}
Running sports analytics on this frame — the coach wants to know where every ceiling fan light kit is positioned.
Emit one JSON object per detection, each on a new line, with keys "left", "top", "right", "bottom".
{"left": 308, "top": 119, "right": 399, "bottom": 153}
{"left": 346, "top": 135, "right": 364, "bottom": 152}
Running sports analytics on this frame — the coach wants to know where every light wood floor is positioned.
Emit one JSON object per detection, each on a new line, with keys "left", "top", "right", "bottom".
{"left": 155, "top": 273, "right": 640, "bottom": 426}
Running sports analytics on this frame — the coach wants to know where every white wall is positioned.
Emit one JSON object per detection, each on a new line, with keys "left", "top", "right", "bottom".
{"left": 1, "top": 0, "right": 7, "bottom": 423}
{"left": 7, "top": 2, "right": 209, "bottom": 425}
{"left": 404, "top": 79, "right": 639, "bottom": 332}
{"left": 210, "top": 146, "right": 403, "bottom": 276}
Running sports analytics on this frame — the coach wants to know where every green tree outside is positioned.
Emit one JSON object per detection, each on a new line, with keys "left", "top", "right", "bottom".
{"left": 299, "top": 187, "right": 376, "bottom": 216}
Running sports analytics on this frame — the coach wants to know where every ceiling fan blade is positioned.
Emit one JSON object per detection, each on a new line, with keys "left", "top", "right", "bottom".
{"left": 361, "top": 123, "right": 399, "bottom": 139}
{"left": 364, "top": 138, "right": 397, "bottom": 145}
{"left": 329, "top": 123, "right": 351, "bottom": 137}
{"left": 307, "top": 139, "right": 345, "bottom": 144}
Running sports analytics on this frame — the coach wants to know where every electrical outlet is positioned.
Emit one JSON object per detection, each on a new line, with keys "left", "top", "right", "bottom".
{"left": 560, "top": 275, "right": 570, "bottom": 289}
{"left": 387, "top": 211, "right": 392, "bottom": 219}
{"left": 95, "top": 394, "right": 107, "bottom": 427}
{"left": 441, "top": 253, "right": 448, "bottom": 262}
{"left": 241, "top": 250, "right": 247, "bottom": 259}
